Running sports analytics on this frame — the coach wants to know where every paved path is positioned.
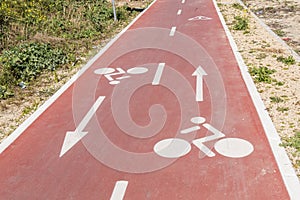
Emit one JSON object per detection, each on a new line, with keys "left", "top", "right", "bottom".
{"left": 1, "top": 0, "right": 299, "bottom": 199}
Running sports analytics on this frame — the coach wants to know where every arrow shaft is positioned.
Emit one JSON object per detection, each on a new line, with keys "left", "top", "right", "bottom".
{"left": 195, "top": 76, "right": 204, "bottom": 101}
{"left": 76, "top": 96, "right": 106, "bottom": 132}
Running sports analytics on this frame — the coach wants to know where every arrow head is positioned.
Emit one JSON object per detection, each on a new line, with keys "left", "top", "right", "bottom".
{"left": 192, "top": 66, "right": 207, "bottom": 76}
{"left": 59, "top": 131, "right": 88, "bottom": 157}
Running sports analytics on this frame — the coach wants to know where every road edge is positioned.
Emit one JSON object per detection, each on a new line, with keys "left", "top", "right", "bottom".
{"left": 212, "top": 0, "right": 300, "bottom": 199}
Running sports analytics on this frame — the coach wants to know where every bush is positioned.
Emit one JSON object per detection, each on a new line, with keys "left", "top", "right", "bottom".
{"left": 0, "top": 42, "right": 69, "bottom": 98}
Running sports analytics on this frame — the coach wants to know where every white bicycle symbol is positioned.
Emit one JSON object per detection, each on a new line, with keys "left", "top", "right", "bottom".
{"left": 154, "top": 116, "right": 254, "bottom": 159}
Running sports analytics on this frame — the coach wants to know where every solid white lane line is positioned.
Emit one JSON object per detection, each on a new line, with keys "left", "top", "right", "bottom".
{"left": 110, "top": 181, "right": 128, "bottom": 200}
{"left": 152, "top": 63, "right": 165, "bottom": 85}
{"left": 169, "top": 27, "right": 176, "bottom": 36}
{"left": 177, "top": 9, "right": 182, "bottom": 15}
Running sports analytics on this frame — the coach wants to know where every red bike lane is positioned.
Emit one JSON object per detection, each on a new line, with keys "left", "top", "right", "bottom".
{"left": 0, "top": 0, "right": 299, "bottom": 199}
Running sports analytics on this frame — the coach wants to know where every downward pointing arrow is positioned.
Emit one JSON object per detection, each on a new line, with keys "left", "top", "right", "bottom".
{"left": 192, "top": 66, "right": 207, "bottom": 102}
{"left": 59, "top": 96, "right": 106, "bottom": 157}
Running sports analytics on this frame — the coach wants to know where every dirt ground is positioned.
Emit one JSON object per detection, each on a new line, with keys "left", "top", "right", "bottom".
{"left": 0, "top": 0, "right": 299, "bottom": 177}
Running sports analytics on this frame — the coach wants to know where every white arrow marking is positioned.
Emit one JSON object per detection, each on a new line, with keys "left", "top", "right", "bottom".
{"left": 188, "top": 16, "right": 212, "bottom": 21}
{"left": 152, "top": 63, "right": 165, "bottom": 85}
{"left": 192, "top": 123, "right": 225, "bottom": 157}
{"left": 110, "top": 181, "right": 128, "bottom": 200}
{"left": 192, "top": 66, "right": 207, "bottom": 102}
{"left": 59, "top": 96, "right": 106, "bottom": 157}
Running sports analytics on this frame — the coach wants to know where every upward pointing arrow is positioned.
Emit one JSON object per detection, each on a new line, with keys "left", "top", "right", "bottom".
{"left": 59, "top": 96, "right": 106, "bottom": 157}
{"left": 192, "top": 66, "right": 207, "bottom": 102}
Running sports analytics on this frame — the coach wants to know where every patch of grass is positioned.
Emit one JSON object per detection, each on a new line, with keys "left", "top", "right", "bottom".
{"left": 274, "top": 29, "right": 285, "bottom": 37}
{"left": 270, "top": 96, "right": 284, "bottom": 103}
{"left": 277, "top": 56, "right": 296, "bottom": 65}
{"left": 232, "top": 3, "right": 244, "bottom": 10}
{"left": 249, "top": 66, "right": 276, "bottom": 83}
{"left": 281, "top": 131, "right": 300, "bottom": 153}
{"left": 233, "top": 16, "right": 249, "bottom": 31}
{"left": 276, "top": 107, "right": 289, "bottom": 112}
{"left": 256, "top": 53, "right": 267, "bottom": 60}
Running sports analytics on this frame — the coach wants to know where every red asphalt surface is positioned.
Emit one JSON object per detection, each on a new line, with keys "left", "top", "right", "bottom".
{"left": 0, "top": 0, "right": 293, "bottom": 199}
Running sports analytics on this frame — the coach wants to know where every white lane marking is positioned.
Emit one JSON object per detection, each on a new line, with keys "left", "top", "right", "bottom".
{"left": 154, "top": 138, "right": 191, "bottom": 158}
{"left": 110, "top": 181, "right": 128, "bottom": 200}
{"left": 192, "top": 66, "right": 207, "bottom": 102}
{"left": 181, "top": 0, "right": 185, "bottom": 4}
{"left": 152, "top": 63, "right": 165, "bottom": 85}
{"left": 214, "top": 138, "right": 254, "bottom": 158}
{"left": 169, "top": 27, "right": 176, "bottom": 36}
{"left": 177, "top": 9, "right": 182, "bottom": 15}
{"left": 59, "top": 96, "right": 106, "bottom": 157}
{"left": 180, "top": 126, "right": 200, "bottom": 134}
{"left": 192, "top": 123, "right": 225, "bottom": 157}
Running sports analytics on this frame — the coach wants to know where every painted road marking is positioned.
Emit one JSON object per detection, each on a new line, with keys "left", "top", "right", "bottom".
{"left": 188, "top": 15, "right": 212, "bottom": 21}
{"left": 214, "top": 138, "right": 254, "bottom": 158}
{"left": 180, "top": 126, "right": 200, "bottom": 134}
{"left": 154, "top": 138, "right": 191, "bottom": 158}
{"left": 177, "top": 9, "right": 182, "bottom": 15}
{"left": 127, "top": 67, "right": 148, "bottom": 74}
{"left": 152, "top": 63, "right": 165, "bottom": 85}
{"left": 169, "top": 26, "right": 176, "bottom": 36}
{"left": 110, "top": 181, "right": 128, "bottom": 200}
{"left": 59, "top": 96, "right": 106, "bottom": 157}
{"left": 105, "top": 68, "right": 126, "bottom": 81}
{"left": 181, "top": 0, "right": 185, "bottom": 4}
{"left": 192, "top": 123, "right": 225, "bottom": 157}
{"left": 192, "top": 66, "right": 207, "bottom": 102}
{"left": 191, "top": 116, "right": 206, "bottom": 124}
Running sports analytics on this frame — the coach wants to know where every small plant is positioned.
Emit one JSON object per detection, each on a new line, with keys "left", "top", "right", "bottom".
{"left": 270, "top": 96, "right": 284, "bottom": 103}
{"left": 274, "top": 29, "right": 285, "bottom": 37}
{"left": 233, "top": 16, "right": 249, "bottom": 31}
{"left": 281, "top": 131, "right": 300, "bottom": 152}
{"left": 256, "top": 53, "right": 267, "bottom": 60}
{"left": 232, "top": 3, "right": 244, "bottom": 10}
{"left": 277, "top": 56, "right": 296, "bottom": 65}
{"left": 249, "top": 66, "right": 276, "bottom": 83}
{"left": 276, "top": 107, "right": 289, "bottom": 112}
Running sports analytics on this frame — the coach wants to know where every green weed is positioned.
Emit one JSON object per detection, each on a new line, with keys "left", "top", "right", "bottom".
{"left": 233, "top": 16, "right": 249, "bottom": 31}
{"left": 277, "top": 56, "right": 296, "bottom": 65}
{"left": 232, "top": 3, "right": 244, "bottom": 10}
{"left": 248, "top": 66, "right": 276, "bottom": 83}
{"left": 270, "top": 96, "right": 284, "bottom": 103}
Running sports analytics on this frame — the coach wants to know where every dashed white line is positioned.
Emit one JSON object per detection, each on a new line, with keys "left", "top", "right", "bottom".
{"left": 152, "top": 63, "right": 165, "bottom": 85}
{"left": 110, "top": 181, "right": 128, "bottom": 200}
{"left": 177, "top": 9, "right": 182, "bottom": 15}
{"left": 169, "top": 26, "right": 176, "bottom": 36}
